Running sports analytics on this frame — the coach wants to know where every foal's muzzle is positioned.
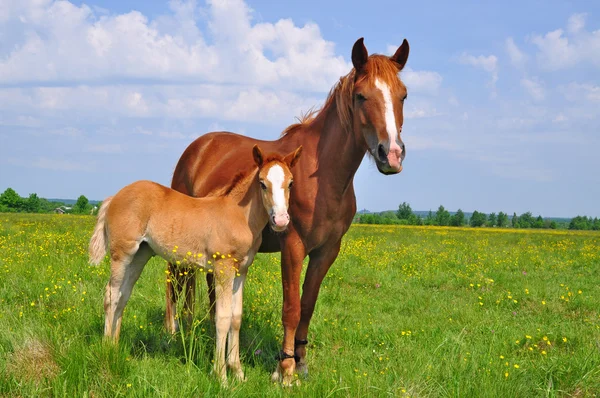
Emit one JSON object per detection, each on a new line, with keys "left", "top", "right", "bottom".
{"left": 270, "top": 212, "right": 290, "bottom": 232}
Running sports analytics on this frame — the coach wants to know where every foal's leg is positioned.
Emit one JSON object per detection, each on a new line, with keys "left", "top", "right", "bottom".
{"left": 227, "top": 268, "right": 248, "bottom": 381}
{"left": 105, "top": 242, "right": 154, "bottom": 341}
{"left": 213, "top": 265, "right": 235, "bottom": 385}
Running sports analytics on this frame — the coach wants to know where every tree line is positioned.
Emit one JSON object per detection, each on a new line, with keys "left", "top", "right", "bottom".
{"left": 0, "top": 188, "right": 96, "bottom": 215}
{"left": 354, "top": 202, "right": 600, "bottom": 231}
{"left": 2, "top": 187, "right": 598, "bottom": 230}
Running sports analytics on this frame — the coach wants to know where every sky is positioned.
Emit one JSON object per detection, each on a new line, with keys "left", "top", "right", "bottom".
{"left": 1, "top": 0, "right": 599, "bottom": 218}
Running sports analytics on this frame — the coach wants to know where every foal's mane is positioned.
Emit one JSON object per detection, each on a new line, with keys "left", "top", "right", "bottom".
{"left": 281, "top": 55, "right": 404, "bottom": 137}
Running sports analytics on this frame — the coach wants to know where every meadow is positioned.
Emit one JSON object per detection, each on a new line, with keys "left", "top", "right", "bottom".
{"left": 0, "top": 213, "right": 599, "bottom": 397}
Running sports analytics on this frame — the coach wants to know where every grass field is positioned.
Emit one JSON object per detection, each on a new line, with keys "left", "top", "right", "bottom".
{"left": 1, "top": 213, "right": 599, "bottom": 397}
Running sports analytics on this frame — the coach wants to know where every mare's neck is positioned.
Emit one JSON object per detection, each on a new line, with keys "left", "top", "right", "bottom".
{"left": 309, "top": 98, "right": 366, "bottom": 196}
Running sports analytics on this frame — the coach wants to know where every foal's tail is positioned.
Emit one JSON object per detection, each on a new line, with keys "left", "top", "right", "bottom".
{"left": 89, "top": 196, "right": 113, "bottom": 265}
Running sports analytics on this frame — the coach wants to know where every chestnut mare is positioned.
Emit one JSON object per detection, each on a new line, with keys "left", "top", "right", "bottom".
{"left": 89, "top": 145, "right": 302, "bottom": 384}
{"left": 167, "top": 37, "right": 409, "bottom": 385}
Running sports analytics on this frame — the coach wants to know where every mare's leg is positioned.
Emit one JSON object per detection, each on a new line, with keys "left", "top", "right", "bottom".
{"left": 294, "top": 240, "right": 341, "bottom": 377}
{"left": 165, "top": 261, "right": 178, "bottom": 333}
{"left": 213, "top": 264, "right": 235, "bottom": 385}
{"left": 105, "top": 242, "right": 154, "bottom": 341}
{"left": 165, "top": 263, "right": 197, "bottom": 333}
{"left": 271, "top": 228, "right": 306, "bottom": 386}
{"left": 227, "top": 268, "right": 248, "bottom": 381}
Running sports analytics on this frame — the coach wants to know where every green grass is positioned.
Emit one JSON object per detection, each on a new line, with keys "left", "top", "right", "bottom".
{"left": 1, "top": 214, "right": 599, "bottom": 397}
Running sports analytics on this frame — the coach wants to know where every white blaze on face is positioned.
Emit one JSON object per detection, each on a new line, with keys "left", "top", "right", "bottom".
{"left": 374, "top": 78, "right": 402, "bottom": 157}
{"left": 266, "top": 164, "right": 287, "bottom": 215}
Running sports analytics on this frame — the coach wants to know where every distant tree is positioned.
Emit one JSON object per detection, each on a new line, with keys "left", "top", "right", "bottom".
{"left": 424, "top": 210, "right": 435, "bottom": 226}
{"left": 549, "top": 220, "right": 558, "bottom": 229}
{"left": 511, "top": 212, "right": 518, "bottom": 228}
{"left": 397, "top": 202, "right": 413, "bottom": 220}
{"left": 25, "top": 193, "right": 41, "bottom": 213}
{"left": 497, "top": 212, "right": 508, "bottom": 228}
{"left": 519, "top": 212, "right": 534, "bottom": 228}
{"left": 451, "top": 209, "right": 465, "bottom": 226}
{"left": 569, "top": 216, "right": 590, "bottom": 230}
{"left": 74, "top": 195, "right": 89, "bottom": 214}
{"left": 593, "top": 218, "right": 600, "bottom": 231}
{"left": 0, "top": 188, "right": 23, "bottom": 212}
{"left": 470, "top": 210, "right": 486, "bottom": 227}
{"left": 533, "top": 215, "right": 544, "bottom": 229}
{"left": 435, "top": 205, "right": 451, "bottom": 226}
{"left": 487, "top": 212, "right": 497, "bottom": 227}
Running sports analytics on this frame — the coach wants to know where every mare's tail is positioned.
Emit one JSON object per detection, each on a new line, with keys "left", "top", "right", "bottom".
{"left": 89, "top": 196, "right": 113, "bottom": 265}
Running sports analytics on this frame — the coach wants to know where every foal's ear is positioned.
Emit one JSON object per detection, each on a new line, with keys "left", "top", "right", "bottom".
{"left": 284, "top": 146, "right": 303, "bottom": 168}
{"left": 352, "top": 37, "right": 369, "bottom": 72}
{"left": 390, "top": 39, "right": 409, "bottom": 71}
{"left": 252, "top": 145, "right": 264, "bottom": 167}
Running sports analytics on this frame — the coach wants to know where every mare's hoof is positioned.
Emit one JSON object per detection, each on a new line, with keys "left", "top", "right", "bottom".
{"left": 296, "top": 361, "right": 309, "bottom": 379}
{"left": 271, "top": 367, "right": 301, "bottom": 387}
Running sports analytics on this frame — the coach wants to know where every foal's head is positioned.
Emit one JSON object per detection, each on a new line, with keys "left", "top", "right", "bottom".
{"left": 252, "top": 145, "right": 303, "bottom": 232}
{"left": 350, "top": 37, "right": 410, "bottom": 175}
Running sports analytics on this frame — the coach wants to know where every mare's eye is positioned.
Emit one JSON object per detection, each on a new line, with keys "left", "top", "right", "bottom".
{"left": 355, "top": 93, "right": 367, "bottom": 102}
{"left": 259, "top": 181, "right": 267, "bottom": 190}
{"left": 289, "top": 180, "right": 294, "bottom": 188}
{"left": 402, "top": 94, "right": 408, "bottom": 102}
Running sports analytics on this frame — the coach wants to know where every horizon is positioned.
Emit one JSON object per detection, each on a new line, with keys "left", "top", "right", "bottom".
{"left": 1, "top": 1, "right": 599, "bottom": 218}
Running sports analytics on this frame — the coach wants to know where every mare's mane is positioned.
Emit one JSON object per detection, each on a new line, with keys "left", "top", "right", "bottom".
{"left": 281, "top": 55, "right": 404, "bottom": 137}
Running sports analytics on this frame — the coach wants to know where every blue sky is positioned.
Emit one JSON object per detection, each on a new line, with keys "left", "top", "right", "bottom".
{"left": 1, "top": 0, "right": 599, "bottom": 217}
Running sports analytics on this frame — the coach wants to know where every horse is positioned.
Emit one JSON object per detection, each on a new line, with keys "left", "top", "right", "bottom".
{"left": 88, "top": 145, "right": 303, "bottom": 384}
{"left": 167, "top": 37, "right": 410, "bottom": 385}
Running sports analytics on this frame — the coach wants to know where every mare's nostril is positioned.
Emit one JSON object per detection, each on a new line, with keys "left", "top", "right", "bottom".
{"left": 377, "top": 144, "right": 387, "bottom": 162}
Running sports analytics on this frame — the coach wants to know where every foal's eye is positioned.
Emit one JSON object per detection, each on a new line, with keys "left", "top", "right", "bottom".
{"left": 402, "top": 94, "right": 408, "bottom": 102}
{"left": 355, "top": 93, "right": 367, "bottom": 102}
{"left": 289, "top": 180, "right": 294, "bottom": 188}
{"left": 259, "top": 181, "right": 267, "bottom": 190}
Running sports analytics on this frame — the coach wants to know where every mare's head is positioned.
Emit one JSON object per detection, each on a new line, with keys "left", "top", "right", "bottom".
{"left": 252, "top": 145, "right": 303, "bottom": 232}
{"left": 351, "top": 37, "right": 410, "bottom": 175}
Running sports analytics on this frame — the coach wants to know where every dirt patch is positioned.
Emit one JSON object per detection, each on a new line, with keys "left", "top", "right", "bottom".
{"left": 5, "top": 338, "right": 59, "bottom": 384}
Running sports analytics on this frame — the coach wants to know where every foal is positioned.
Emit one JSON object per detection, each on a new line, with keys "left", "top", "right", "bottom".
{"left": 89, "top": 145, "right": 302, "bottom": 383}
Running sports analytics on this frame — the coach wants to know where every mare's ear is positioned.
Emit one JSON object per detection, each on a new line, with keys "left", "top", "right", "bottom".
{"left": 352, "top": 37, "right": 368, "bottom": 72}
{"left": 252, "top": 145, "right": 264, "bottom": 167}
{"left": 390, "top": 39, "right": 409, "bottom": 71}
{"left": 284, "top": 146, "right": 303, "bottom": 168}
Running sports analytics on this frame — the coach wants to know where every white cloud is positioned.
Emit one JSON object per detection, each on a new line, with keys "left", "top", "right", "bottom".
{"left": 0, "top": 84, "right": 319, "bottom": 125}
{"left": 7, "top": 156, "right": 93, "bottom": 172}
{"left": 521, "top": 77, "right": 545, "bottom": 101}
{"left": 567, "top": 13, "right": 587, "bottom": 34}
{"left": 0, "top": 0, "right": 349, "bottom": 92}
{"left": 458, "top": 53, "right": 498, "bottom": 96}
{"left": 85, "top": 144, "right": 123, "bottom": 153}
{"left": 505, "top": 37, "right": 526, "bottom": 68}
{"left": 553, "top": 113, "right": 567, "bottom": 123}
{"left": 531, "top": 13, "right": 600, "bottom": 70}
{"left": 402, "top": 68, "right": 443, "bottom": 95}
{"left": 562, "top": 82, "right": 600, "bottom": 103}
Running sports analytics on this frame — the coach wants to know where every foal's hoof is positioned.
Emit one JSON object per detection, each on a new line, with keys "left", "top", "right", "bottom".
{"left": 234, "top": 370, "right": 247, "bottom": 383}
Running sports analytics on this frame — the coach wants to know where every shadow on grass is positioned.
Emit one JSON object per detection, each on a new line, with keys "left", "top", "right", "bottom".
{"left": 84, "top": 303, "right": 284, "bottom": 378}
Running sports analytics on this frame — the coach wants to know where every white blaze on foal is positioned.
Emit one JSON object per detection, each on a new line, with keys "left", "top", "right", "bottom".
{"left": 266, "top": 164, "right": 289, "bottom": 230}
{"left": 375, "top": 78, "right": 403, "bottom": 169}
